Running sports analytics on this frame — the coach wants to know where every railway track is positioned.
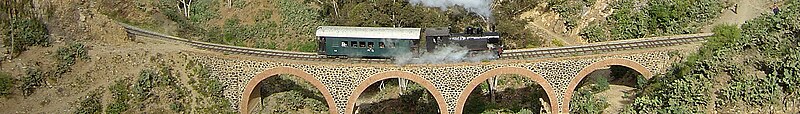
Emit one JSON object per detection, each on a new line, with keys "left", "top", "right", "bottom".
{"left": 119, "top": 23, "right": 391, "bottom": 63}
{"left": 119, "top": 22, "right": 711, "bottom": 63}
{"left": 500, "top": 33, "right": 711, "bottom": 59}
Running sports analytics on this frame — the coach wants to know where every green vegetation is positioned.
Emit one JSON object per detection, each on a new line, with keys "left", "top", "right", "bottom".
{"left": 357, "top": 82, "right": 439, "bottom": 113}
{"left": 494, "top": 0, "right": 545, "bottom": 48}
{"left": 134, "top": 62, "right": 190, "bottom": 113}
{"left": 0, "top": 72, "right": 14, "bottom": 96}
{"left": 3, "top": 17, "right": 50, "bottom": 53}
{"left": 53, "top": 43, "right": 89, "bottom": 76}
{"left": 74, "top": 91, "right": 103, "bottom": 114}
{"left": 106, "top": 80, "right": 131, "bottom": 114}
{"left": 257, "top": 74, "right": 329, "bottom": 113}
{"left": 570, "top": 88, "right": 609, "bottom": 114}
{"left": 263, "top": 90, "right": 328, "bottom": 113}
{"left": 21, "top": 67, "right": 43, "bottom": 96}
{"left": 581, "top": 0, "right": 725, "bottom": 42}
{"left": 569, "top": 75, "right": 610, "bottom": 113}
{"left": 464, "top": 75, "right": 547, "bottom": 114}
{"left": 622, "top": 1, "right": 800, "bottom": 112}
{"left": 548, "top": 0, "right": 592, "bottom": 31}
{"left": 2, "top": 16, "right": 50, "bottom": 57}
{"left": 95, "top": 59, "right": 192, "bottom": 113}
{"left": 1, "top": 0, "right": 51, "bottom": 57}
{"left": 187, "top": 60, "right": 235, "bottom": 114}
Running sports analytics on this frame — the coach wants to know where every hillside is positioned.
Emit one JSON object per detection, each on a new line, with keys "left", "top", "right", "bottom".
{"left": 1, "top": 0, "right": 797, "bottom": 113}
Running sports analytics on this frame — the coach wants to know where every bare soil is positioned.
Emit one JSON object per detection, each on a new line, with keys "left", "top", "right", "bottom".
{"left": 701, "top": 0, "right": 774, "bottom": 32}
{"left": 518, "top": 0, "right": 613, "bottom": 47}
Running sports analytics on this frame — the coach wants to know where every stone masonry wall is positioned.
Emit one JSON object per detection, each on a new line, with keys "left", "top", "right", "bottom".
{"left": 192, "top": 50, "right": 673, "bottom": 114}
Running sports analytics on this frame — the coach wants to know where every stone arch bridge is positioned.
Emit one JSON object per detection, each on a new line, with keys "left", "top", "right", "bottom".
{"left": 191, "top": 49, "right": 680, "bottom": 114}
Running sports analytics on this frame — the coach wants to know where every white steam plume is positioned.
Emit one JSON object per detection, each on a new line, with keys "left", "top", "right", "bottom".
{"left": 393, "top": 44, "right": 497, "bottom": 65}
{"left": 407, "top": 0, "right": 494, "bottom": 19}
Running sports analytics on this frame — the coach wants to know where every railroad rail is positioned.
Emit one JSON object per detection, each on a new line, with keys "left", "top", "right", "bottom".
{"left": 119, "top": 22, "right": 711, "bottom": 63}
{"left": 119, "top": 23, "right": 391, "bottom": 63}
{"left": 500, "top": 33, "right": 712, "bottom": 59}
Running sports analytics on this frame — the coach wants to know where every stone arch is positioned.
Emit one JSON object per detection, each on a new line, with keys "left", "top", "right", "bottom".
{"left": 455, "top": 67, "right": 559, "bottom": 114}
{"left": 240, "top": 67, "right": 338, "bottom": 114}
{"left": 561, "top": 58, "right": 652, "bottom": 113}
{"left": 346, "top": 71, "right": 449, "bottom": 114}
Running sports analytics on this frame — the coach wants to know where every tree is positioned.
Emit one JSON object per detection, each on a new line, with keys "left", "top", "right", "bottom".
{"left": 177, "top": 0, "right": 192, "bottom": 17}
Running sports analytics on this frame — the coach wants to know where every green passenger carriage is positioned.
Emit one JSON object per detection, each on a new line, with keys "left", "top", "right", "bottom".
{"left": 316, "top": 26, "right": 421, "bottom": 58}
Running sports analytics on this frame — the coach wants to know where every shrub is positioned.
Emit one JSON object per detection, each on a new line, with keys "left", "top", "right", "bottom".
{"left": 74, "top": 91, "right": 102, "bottom": 114}
{"left": 187, "top": 60, "right": 235, "bottom": 113}
{"left": 569, "top": 87, "right": 609, "bottom": 114}
{"left": 134, "top": 69, "right": 158, "bottom": 100}
{"left": 590, "top": 76, "right": 609, "bottom": 92}
{"left": 581, "top": 22, "right": 608, "bottom": 43}
{"left": 53, "top": 42, "right": 89, "bottom": 76}
{"left": 0, "top": 72, "right": 14, "bottom": 96}
{"left": 548, "top": 0, "right": 589, "bottom": 31}
{"left": 551, "top": 39, "right": 565, "bottom": 47}
{"left": 106, "top": 80, "right": 131, "bottom": 114}
{"left": 2, "top": 17, "right": 50, "bottom": 57}
{"left": 189, "top": 0, "right": 220, "bottom": 24}
{"left": 188, "top": 61, "right": 224, "bottom": 98}
{"left": 21, "top": 67, "right": 43, "bottom": 96}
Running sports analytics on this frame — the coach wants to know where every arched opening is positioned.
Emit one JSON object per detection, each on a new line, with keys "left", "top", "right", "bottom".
{"left": 456, "top": 67, "right": 558, "bottom": 114}
{"left": 241, "top": 67, "right": 337, "bottom": 114}
{"left": 563, "top": 58, "right": 652, "bottom": 113}
{"left": 346, "top": 71, "right": 448, "bottom": 114}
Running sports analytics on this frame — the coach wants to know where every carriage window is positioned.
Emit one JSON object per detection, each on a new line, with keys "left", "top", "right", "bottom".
{"left": 341, "top": 41, "right": 348, "bottom": 47}
{"left": 378, "top": 42, "right": 385, "bottom": 48}
{"left": 359, "top": 42, "right": 366, "bottom": 48}
{"left": 367, "top": 42, "right": 374, "bottom": 48}
{"left": 351, "top": 41, "right": 358, "bottom": 47}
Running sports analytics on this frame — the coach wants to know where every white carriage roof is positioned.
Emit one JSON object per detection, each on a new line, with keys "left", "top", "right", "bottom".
{"left": 316, "top": 26, "right": 421, "bottom": 39}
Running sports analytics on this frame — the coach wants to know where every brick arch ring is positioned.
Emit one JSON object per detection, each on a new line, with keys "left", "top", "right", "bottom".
{"left": 455, "top": 67, "right": 558, "bottom": 114}
{"left": 240, "top": 67, "right": 339, "bottom": 114}
{"left": 561, "top": 58, "right": 653, "bottom": 113}
{"left": 345, "top": 71, "right": 449, "bottom": 114}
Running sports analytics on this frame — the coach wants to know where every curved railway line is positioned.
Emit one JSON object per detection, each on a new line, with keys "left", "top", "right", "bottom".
{"left": 119, "top": 23, "right": 712, "bottom": 63}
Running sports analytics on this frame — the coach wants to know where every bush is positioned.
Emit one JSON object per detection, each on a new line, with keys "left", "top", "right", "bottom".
{"left": 133, "top": 69, "right": 158, "bottom": 100}
{"left": 713, "top": 1, "right": 800, "bottom": 110}
{"left": 595, "top": 0, "right": 724, "bottom": 41}
{"left": 548, "top": 0, "right": 590, "bottom": 31}
{"left": 580, "top": 22, "right": 608, "bottom": 43}
{"left": 590, "top": 76, "right": 609, "bottom": 92}
{"left": 74, "top": 91, "right": 102, "bottom": 114}
{"left": 106, "top": 80, "right": 131, "bottom": 114}
{"left": 21, "top": 67, "right": 43, "bottom": 96}
{"left": 189, "top": 0, "right": 220, "bottom": 24}
{"left": 0, "top": 72, "right": 14, "bottom": 96}
{"left": 569, "top": 87, "right": 609, "bottom": 114}
{"left": 187, "top": 60, "right": 235, "bottom": 113}
{"left": 53, "top": 43, "right": 89, "bottom": 76}
{"left": 3, "top": 17, "right": 50, "bottom": 57}
{"left": 188, "top": 61, "right": 225, "bottom": 98}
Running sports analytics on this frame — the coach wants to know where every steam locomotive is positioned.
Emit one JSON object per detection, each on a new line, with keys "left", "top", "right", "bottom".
{"left": 315, "top": 26, "right": 502, "bottom": 59}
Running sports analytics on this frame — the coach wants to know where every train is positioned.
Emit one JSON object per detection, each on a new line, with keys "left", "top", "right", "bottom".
{"left": 315, "top": 26, "right": 502, "bottom": 59}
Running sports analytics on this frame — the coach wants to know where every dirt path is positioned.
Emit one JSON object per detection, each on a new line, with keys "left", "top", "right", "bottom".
{"left": 595, "top": 85, "right": 637, "bottom": 113}
{"left": 702, "top": 0, "right": 773, "bottom": 32}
